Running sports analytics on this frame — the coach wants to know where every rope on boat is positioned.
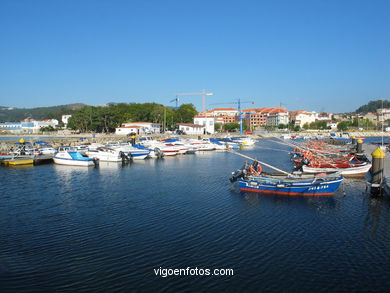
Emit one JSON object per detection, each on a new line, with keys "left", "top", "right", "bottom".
{"left": 229, "top": 150, "right": 292, "bottom": 176}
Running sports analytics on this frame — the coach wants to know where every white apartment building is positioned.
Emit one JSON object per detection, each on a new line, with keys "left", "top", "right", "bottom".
{"left": 62, "top": 115, "right": 72, "bottom": 128}
{"left": 266, "top": 110, "right": 289, "bottom": 126}
{"left": 120, "top": 122, "right": 160, "bottom": 134}
{"left": 289, "top": 111, "right": 318, "bottom": 127}
{"left": 377, "top": 108, "right": 390, "bottom": 122}
{"left": 177, "top": 123, "right": 205, "bottom": 135}
{"left": 193, "top": 116, "right": 215, "bottom": 134}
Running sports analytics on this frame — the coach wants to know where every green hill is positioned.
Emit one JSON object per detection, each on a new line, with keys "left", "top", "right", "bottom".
{"left": 0, "top": 103, "right": 86, "bottom": 122}
{"left": 355, "top": 100, "right": 390, "bottom": 114}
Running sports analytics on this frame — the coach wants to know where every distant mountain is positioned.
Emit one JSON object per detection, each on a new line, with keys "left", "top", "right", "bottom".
{"left": 0, "top": 103, "right": 87, "bottom": 122}
{"left": 355, "top": 100, "right": 390, "bottom": 114}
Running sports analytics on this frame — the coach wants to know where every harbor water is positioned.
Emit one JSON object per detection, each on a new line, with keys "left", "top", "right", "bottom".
{"left": 1, "top": 138, "right": 390, "bottom": 292}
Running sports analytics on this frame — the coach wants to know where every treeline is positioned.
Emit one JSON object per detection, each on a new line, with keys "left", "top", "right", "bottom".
{"left": 355, "top": 100, "right": 390, "bottom": 114}
{"left": 67, "top": 103, "right": 198, "bottom": 132}
{"left": 0, "top": 103, "right": 85, "bottom": 122}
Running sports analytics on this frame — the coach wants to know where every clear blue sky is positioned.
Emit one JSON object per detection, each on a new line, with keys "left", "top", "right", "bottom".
{"left": 0, "top": 0, "right": 389, "bottom": 113}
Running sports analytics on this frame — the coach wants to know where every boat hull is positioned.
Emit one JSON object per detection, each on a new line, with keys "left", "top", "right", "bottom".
{"left": 129, "top": 152, "right": 149, "bottom": 160}
{"left": 302, "top": 163, "right": 371, "bottom": 177}
{"left": 238, "top": 176, "right": 343, "bottom": 196}
{"left": 53, "top": 157, "right": 95, "bottom": 166}
{"left": 2, "top": 159, "right": 34, "bottom": 166}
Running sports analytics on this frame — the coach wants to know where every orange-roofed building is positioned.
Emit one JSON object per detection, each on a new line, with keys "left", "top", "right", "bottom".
{"left": 242, "top": 107, "right": 289, "bottom": 128}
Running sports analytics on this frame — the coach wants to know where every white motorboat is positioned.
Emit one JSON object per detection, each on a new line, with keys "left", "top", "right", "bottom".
{"left": 106, "top": 142, "right": 150, "bottom": 160}
{"left": 39, "top": 147, "right": 57, "bottom": 155}
{"left": 53, "top": 146, "right": 98, "bottom": 167}
{"left": 86, "top": 147, "right": 127, "bottom": 162}
{"left": 138, "top": 138, "right": 180, "bottom": 156}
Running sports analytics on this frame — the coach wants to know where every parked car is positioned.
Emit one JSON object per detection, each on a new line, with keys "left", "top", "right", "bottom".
{"left": 176, "top": 129, "right": 186, "bottom": 135}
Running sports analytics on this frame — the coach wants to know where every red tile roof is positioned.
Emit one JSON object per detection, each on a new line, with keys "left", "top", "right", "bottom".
{"left": 212, "top": 108, "right": 237, "bottom": 111}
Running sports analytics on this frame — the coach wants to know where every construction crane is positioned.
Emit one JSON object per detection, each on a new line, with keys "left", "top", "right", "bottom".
{"left": 175, "top": 89, "right": 213, "bottom": 112}
{"left": 170, "top": 96, "right": 180, "bottom": 108}
{"left": 209, "top": 99, "right": 255, "bottom": 135}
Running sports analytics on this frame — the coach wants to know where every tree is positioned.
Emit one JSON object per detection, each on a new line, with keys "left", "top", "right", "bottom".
{"left": 294, "top": 125, "right": 301, "bottom": 132}
{"left": 175, "top": 104, "right": 198, "bottom": 123}
{"left": 223, "top": 122, "right": 240, "bottom": 132}
{"left": 355, "top": 100, "right": 390, "bottom": 114}
{"left": 40, "top": 125, "right": 56, "bottom": 132}
{"left": 337, "top": 121, "right": 350, "bottom": 131}
{"left": 214, "top": 123, "right": 222, "bottom": 132}
{"left": 278, "top": 123, "right": 287, "bottom": 129}
{"left": 303, "top": 123, "right": 310, "bottom": 130}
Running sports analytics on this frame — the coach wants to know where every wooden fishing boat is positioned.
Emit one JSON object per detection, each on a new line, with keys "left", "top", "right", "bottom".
{"left": 237, "top": 174, "right": 343, "bottom": 196}
{"left": 302, "top": 162, "right": 371, "bottom": 177}
{"left": 230, "top": 161, "right": 343, "bottom": 196}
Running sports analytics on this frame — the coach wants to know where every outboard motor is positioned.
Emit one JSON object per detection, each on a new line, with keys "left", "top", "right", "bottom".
{"left": 230, "top": 163, "right": 249, "bottom": 182}
{"left": 120, "top": 151, "right": 131, "bottom": 163}
{"left": 154, "top": 147, "right": 164, "bottom": 159}
{"left": 93, "top": 158, "right": 99, "bottom": 166}
{"left": 230, "top": 169, "right": 244, "bottom": 182}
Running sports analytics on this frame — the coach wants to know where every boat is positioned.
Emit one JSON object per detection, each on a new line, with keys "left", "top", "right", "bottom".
{"left": 209, "top": 138, "right": 230, "bottom": 150}
{"left": 280, "top": 134, "right": 292, "bottom": 139}
{"left": 230, "top": 136, "right": 256, "bottom": 146}
{"left": 216, "top": 138, "right": 241, "bottom": 149}
{"left": 34, "top": 141, "right": 57, "bottom": 155}
{"left": 53, "top": 146, "right": 98, "bottom": 166}
{"left": 301, "top": 163, "right": 371, "bottom": 177}
{"left": 132, "top": 144, "right": 164, "bottom": 158}
{"left": 105, "top": 142, "right": 150, "bottom": 160}
{"left": 189, "top": 140, "right": 216, "bottom": 151}
{"left": 86, "top": 147, "right": 127, "bottom": 162}
{"left": 138, "top": 139, "right": 180, "bottom": 156}
{"left": 39, "top": 147, "right": 57, "bottom": 155}
{"left": 230, "top": 161, "right": 343, "bottom": 196}
{"left": 2, "top": 155, "right": 34, "bottom": 166}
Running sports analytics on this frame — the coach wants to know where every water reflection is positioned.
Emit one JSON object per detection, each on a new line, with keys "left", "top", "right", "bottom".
{"left": 98, "top": 161, "right": 130, "bottom": 169}
{"left": 364, "top": 195, "right": 390, "bottom": 239}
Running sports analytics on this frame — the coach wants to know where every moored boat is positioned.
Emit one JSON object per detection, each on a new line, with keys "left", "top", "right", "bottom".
{"left": 54, "top": 146, "right": 98, "bottom": 167}
{"left": 2, "top": 155, "right": 34, "bottom": 166}
{"left": 301, "top": 163, "right": 371, "bottom": 177}
{"left": 86, "top": 147, "right": 127, "bottom": 162}
{"left": 230, "top": 161, "right": 343, "bottom": 196}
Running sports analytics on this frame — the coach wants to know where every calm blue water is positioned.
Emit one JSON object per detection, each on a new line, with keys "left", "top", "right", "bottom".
{"left": 1, "top": 138, "right": 390, "bottom": 292}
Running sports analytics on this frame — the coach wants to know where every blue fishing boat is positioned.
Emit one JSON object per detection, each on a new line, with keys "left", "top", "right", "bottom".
{"left": 230, "top": 161, "right": 343, "bottom": 196}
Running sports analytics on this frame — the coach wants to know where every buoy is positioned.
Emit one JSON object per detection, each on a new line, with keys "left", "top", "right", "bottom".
{"left": 19, "top": 138, "right": 25, "bottom": 144}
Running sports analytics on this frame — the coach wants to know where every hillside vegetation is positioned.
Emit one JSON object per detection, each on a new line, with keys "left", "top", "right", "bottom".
{"left": 0, "top": 103, "right": 85, "bottom": 122}
{"left": 355, "top": 100, "right": 390, "bottom": 114}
